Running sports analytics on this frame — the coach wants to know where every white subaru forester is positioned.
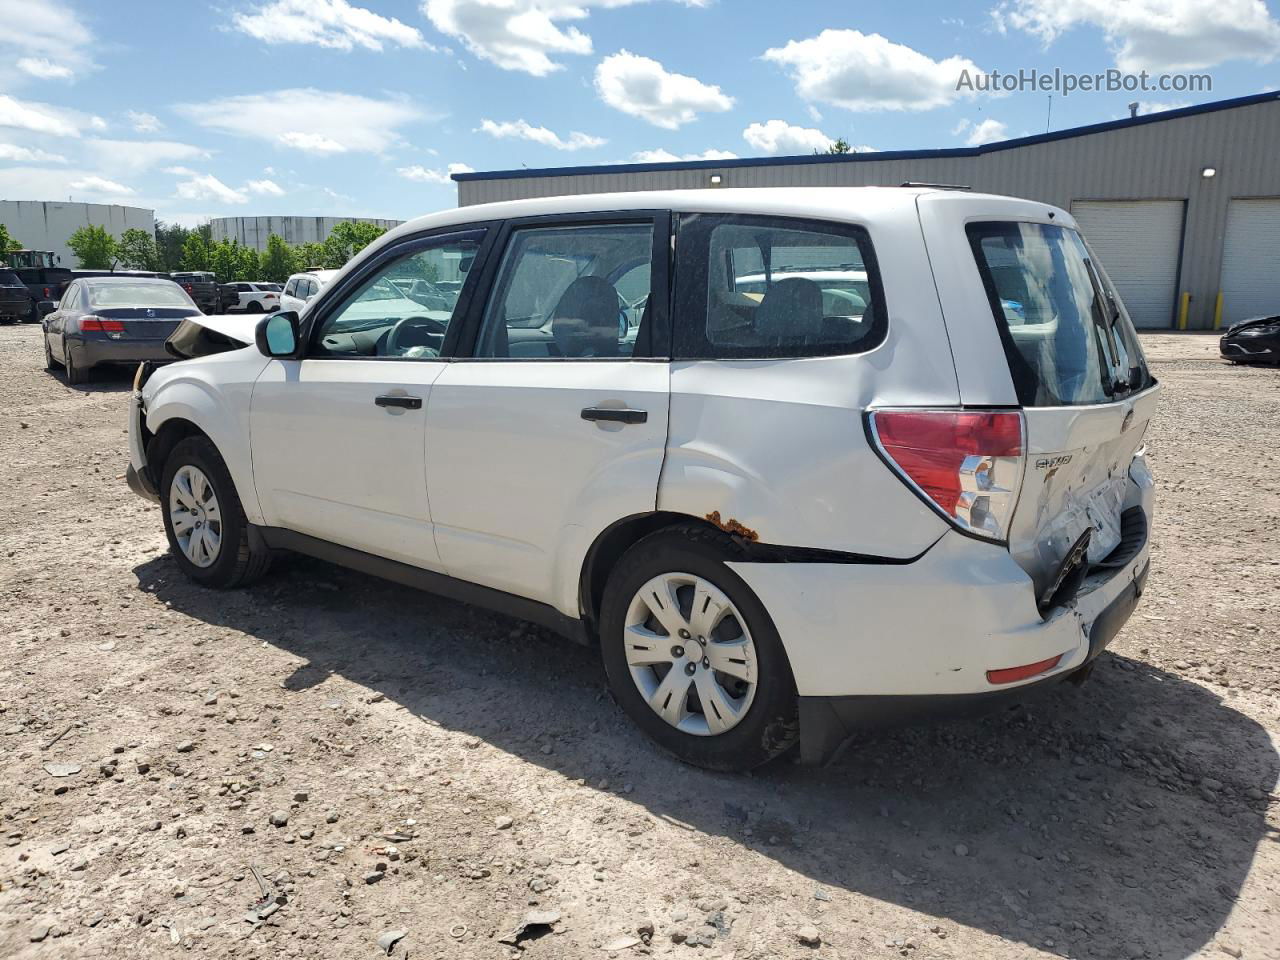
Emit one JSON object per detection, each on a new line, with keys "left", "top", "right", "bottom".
{"left": 127, "top": 187, "right": 1158, "bottom": 771}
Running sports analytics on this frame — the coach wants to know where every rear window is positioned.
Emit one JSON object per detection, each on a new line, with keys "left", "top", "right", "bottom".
{"left": 968, "top": 222, "right": 1151, "bottom": 406}
{"left": 675, "top": 214, "right": 887, "bottom": 359}
{"left": 88, "top": 283, "right": 195, "bottom": 308}
{"left": 0, "top": 271, "right": 21, "bottom": 285}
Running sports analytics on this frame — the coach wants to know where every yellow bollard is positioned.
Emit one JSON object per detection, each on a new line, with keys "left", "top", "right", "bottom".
{"left": 1213, "top": 292, "right": 1223, "bottom": 330}
{"left": 1177, "top": 292, "right": 1190, "bottom": 330}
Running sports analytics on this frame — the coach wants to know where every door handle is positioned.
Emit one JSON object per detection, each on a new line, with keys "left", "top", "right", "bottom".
{"left": 581, "top": 406, "right": 647, "bottom": 424}
{"left": 375, "top": 395, "right": 422, "bottom": 410}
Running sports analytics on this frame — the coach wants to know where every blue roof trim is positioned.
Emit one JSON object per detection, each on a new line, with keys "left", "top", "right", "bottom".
{"left": 454, "top": 90, "right": 1280, "bottom": 183}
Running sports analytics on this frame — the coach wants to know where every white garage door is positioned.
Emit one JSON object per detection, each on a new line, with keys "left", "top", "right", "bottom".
{"left": 1071, "top": 200, "right": 1185, "bottom": 328}
{"left": 1221, "top": 198, "right": 1280, "bottom": 325}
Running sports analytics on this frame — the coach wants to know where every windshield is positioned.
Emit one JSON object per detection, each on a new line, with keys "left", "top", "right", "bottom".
{"left": 968, "top": 222, "right": 1151, "bottom": 406}
{"left": 88, "top": 283, "right": 196, "bottom": 308}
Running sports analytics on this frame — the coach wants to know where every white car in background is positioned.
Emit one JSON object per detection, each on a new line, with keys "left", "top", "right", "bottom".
{"left": 226, "top": 282, "right": 283, "bottom": 313}
{"left": 279, "top": 270, "right": 337, "bottom": 314}
{"left": 126, "top": 187, "right": 1158, "bottom": 771}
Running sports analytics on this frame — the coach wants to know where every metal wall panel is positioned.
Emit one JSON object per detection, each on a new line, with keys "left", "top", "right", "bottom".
{"left": 1071, "top": 200, "right": 1185, "bottom": 328}
{"left": 458, "top": 99, "right": 1280, "bottom": 327}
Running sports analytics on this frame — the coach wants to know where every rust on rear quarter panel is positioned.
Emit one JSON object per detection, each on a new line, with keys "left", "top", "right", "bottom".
{"left": 705, "top": 511, "right": 759, "bottom": 542}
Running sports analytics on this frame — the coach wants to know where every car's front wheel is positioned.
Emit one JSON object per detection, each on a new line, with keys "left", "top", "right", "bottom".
{"left": 160, "top": 436, "right": 271, "bottom": 588}
{"left": 599, "top": 526, "right": 799, "bottom": 771}
{"left": 42, "top": 331, "right": 58, "bottom": 370}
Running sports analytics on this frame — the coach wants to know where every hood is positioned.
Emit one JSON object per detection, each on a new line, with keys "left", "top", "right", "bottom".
{"left": 165, "top": 313, "right": 260, "bottom": 360}
{"left": 1225, "top": 314, "right": 1280, "bottom": 335}
{"left": 188, "top": 313, "right": 261, "bottom": 343}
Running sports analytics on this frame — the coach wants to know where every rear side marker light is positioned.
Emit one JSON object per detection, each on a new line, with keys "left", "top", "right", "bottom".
{"left": 869, "top": 409, "right": 1026, "bottom": 542}
{"left": 987, "top": 655, "right": 1063, "bottom": 685}
{"left": 81, "top": 317, "right": 125, "bottom": 332}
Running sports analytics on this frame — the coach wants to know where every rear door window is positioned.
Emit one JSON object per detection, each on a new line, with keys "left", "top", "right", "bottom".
{"left": 674, "top": 213, "right": 887, "bottom": 359}
{"left": 967, "top": 222, "right": 1152, "bottom": 406}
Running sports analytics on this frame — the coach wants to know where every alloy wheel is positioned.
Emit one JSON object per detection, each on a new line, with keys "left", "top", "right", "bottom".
{"left": 169, "top": 464, "right": 223, "bottom": 568}
{"left": 622, "top": 572, "right": 758, "bottom": 736}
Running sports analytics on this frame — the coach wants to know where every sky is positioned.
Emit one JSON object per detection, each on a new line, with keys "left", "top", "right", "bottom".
{"left": 1, "top": 0, "right": 1278, "bottom": 226}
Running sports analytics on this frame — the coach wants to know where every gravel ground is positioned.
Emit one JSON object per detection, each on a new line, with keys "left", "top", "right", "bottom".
{"left": 1, "top": 325, "right": 1278, "bottom": 960}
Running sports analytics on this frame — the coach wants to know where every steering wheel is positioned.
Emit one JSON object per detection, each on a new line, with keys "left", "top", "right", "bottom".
{"left": 385, "top": 315, "right": 449, "bottom": 357}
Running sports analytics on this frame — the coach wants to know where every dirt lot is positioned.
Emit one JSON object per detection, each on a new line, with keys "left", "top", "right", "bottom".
{"left": 1, "top": 326, "right": 1278, "bottom": 960}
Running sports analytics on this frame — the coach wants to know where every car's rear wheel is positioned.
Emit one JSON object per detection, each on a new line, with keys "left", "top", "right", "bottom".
{"left": 599, "top": 526, "right": 799, "bottom": 771}
{"left": 160, "top": 436, "right": 271, "bottom": 588}
{"left": 64, "top": 348, "right": 89, "bottom": 385}
{"left": 247, "top": 301, "right": 264, "bottom": 313}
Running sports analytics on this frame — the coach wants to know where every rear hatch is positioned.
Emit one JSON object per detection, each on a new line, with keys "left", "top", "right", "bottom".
{"left": 920, "top": 195, "right": 1158, "bottom": 599}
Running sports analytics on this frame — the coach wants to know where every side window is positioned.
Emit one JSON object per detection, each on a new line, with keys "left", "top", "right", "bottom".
{"left": 60, "top": 282, "right": 79, "bottom": 310}
{"left": 310, "top": 233, "right": 483, "bottom": 359}
{"left": 674, "top": 214, "right": 887, "bottom": 359}
{"left": 474, "top": 222, "right": 653, "bottom": 359}
{"left": 283, "top": 279, "right": 297, "bottom": 298}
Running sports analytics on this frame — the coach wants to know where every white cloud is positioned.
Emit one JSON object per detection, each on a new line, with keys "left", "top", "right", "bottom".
{"left": 278, "top": 131, "right": 348, "bottom": 153}
{"left": 763, "top": 29, "right": 984, "bottom": 112}
{"left": 175, "top": 173, "right": 249, "bottom": 205}
{"left": 595, "top": 50, "right": 732, "bottom": 129}
{"left": 477, "top": 118, "right": 605, "bottom": 150}
{"left": 0, "top": 143, "right": 68, "bottom": 163}
{"left": 631, "top": 148, "right": 737, "bottom": 162}
{"left": 0, "top": 0, "right": 94, "bottom": 82}
{"left": 954, "top": 117, "right": 1008, "bottom": 145}
{"left": 743, "top": 119, "right": 833, "bottom": 154}
{"left": 177, "top": 88, "right": 425, "bottom": 154}
{"left": 247, "top": 178, "right": 285, "bottom": 195}
{"left": 127, "top": 111, "right": 162, "bottom": 133}
{"left": 68, "top": 175, "right": 135, "bottom": 196}
{"left": 16, "top": 57, "right": 74, "bottom": 80}
{"left": 422, "top": 0, "right": 707, "bottom": 76}
{"left": 992, "top": 0, "right": 1280, "bottom": 71}
{"left": 0, "top": 95, "right": 82, "bottom": 137}
{"left": 233, "top": 0, "right": 430, "bottom": 51}
{"left": 84, "top": 139, "right": 211, "bottom": 175}
{"left": 397, "top": 161, "right": 475, "bottom": 183}
{"left": 1133, "top": 100, "right": 1191, "bottom": 115}
{"left": 163, "top": 166, "right": 198, "bottom": 176}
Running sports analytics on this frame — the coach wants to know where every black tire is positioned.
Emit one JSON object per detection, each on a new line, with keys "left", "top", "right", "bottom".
{"left": 246, "top": 301, "right": 264, "bottom": 313}
{"left": 599, "top": 525, "right": 799, "bottom": 771}
{"left": 64, "top": 347, "right": 89, "bottom": 385}
{"left": 42, "top": 331, "right": 57, "bottom": 370}
{"left": 160, "top": 436, "right": 272, "bottom": 588}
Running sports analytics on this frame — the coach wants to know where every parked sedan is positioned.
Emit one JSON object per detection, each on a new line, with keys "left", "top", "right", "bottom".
{"left": 1220, "top": 315, "right": 1280, "bottom": 364}
{"left": 42, "top": 276, "right": 202, "bottom": 384}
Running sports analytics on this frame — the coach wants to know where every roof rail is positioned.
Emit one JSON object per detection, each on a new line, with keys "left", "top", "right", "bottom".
{"left": 899, "top": 181, "right": 971, "bottom": 190}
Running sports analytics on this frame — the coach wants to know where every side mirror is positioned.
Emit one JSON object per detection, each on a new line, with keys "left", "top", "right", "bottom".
{"left": 256, "top": 311, "right": 300, "bottom": 358}
{"left": 37, "top": 300, "right": 56, "bottom": 316}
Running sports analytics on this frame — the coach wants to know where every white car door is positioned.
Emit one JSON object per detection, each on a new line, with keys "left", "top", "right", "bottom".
{"left": 425, "top": 213, "right": 671, "bottom": 613}
{"left": 249, "top": 228, "right": 490, "bottom": 570}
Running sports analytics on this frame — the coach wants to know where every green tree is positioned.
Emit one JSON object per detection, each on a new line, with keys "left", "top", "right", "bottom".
{"left": 260, "top": 233, "right": 294, "bottom": 283}
{"left": 321, "top": 221, "right": 385, "bottom": 269}
{"left": 67, "top": 225, "right": 118, "bottom": 269}
{"left": 209, "top": 238, "right": 241, "bottom": 283}
{"left": 155, "top": 222, "right": 193, "bottom": 272}
{"left": 0, "top": 222, "right": 21, "bottom": 255}
{"left": 236, "top": 244, "right": 261, "bottom": 281}
{"left": 117, "top": 228, "right": 160, "bottom": 270}
{"left": 295, "top": 242, "right": 327, "bottom": 271}
{"left": 816, "top": 137, "right": 854, "bottom": 155}
{"left": 180, "top": 233, "right": 210, "bottom": 271}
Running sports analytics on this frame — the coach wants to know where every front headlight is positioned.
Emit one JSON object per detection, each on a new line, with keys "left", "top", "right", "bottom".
{"left": 1236, "top": 324, "right": 1279, "bottom": 337}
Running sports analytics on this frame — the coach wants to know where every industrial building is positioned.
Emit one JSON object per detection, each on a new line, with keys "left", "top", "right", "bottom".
{"left": 0, "top": 201, "right": 155, "bottom": 269}
{"left": 454, "top": 90, "right": 1280, "bottom": 330}
{"left": 210, "top": 215, "right": 404, "bottom": 253}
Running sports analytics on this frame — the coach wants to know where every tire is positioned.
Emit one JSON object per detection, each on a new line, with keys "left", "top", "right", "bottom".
{"left": 64, "top": 347, "right": 89, "bottom": 385}
{"left": 246, "top": 301, "right": 264, "bottom": 314}
{"left": 599, "top": 525, "right": 799, "bottom": 771}
{"left": 160, "top": 436, "right": 271, "bottom": 588}
{"left": 43, "top": 331, "right": 57, "bottom": 370}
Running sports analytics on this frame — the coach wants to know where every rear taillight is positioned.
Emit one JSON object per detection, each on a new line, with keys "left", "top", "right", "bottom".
{"left": 869, "top": 409, "right": 1025, "bottom": 542}
{"left": 264, "top": 293, "right": 277, "bottom": 299}
{"left": 81, "top": 317, "right": 125, "bottom": 332}
{"left": 184, "top": 284, "right": 193, "bottom": 293}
